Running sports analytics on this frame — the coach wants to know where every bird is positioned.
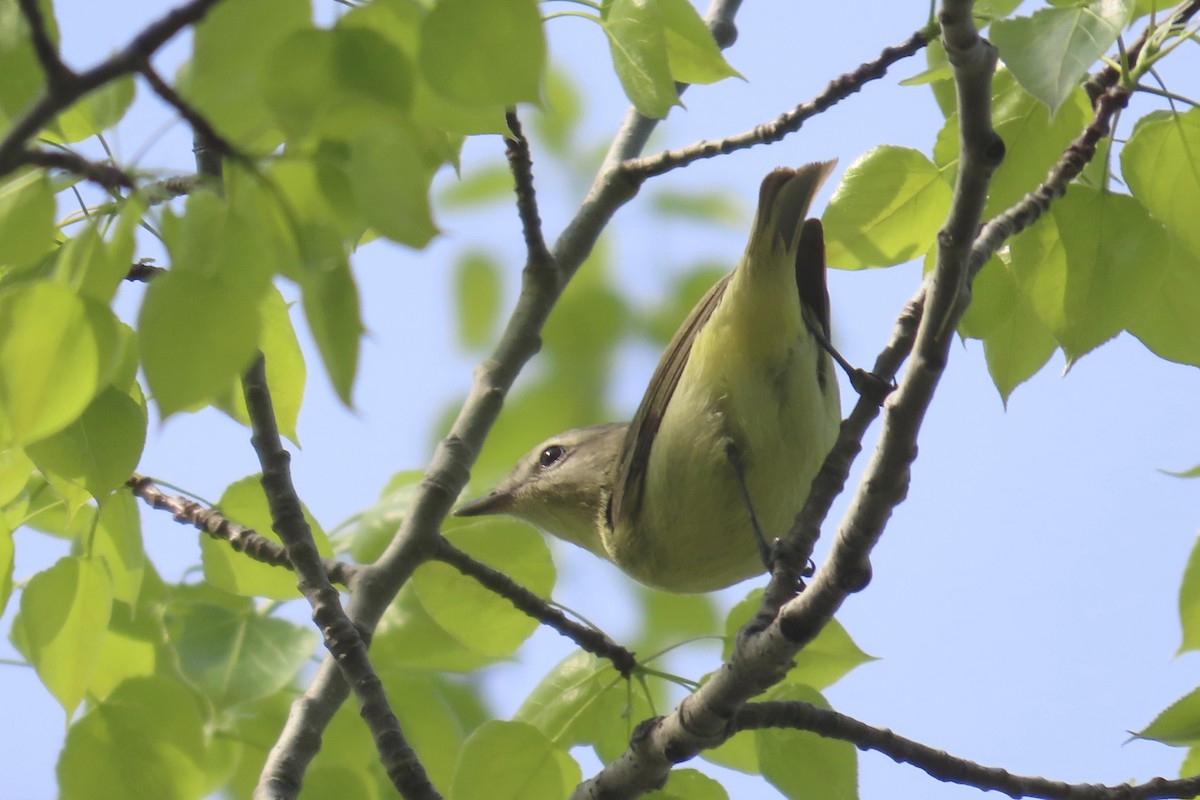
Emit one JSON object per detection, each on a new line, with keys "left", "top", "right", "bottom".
{"left": 456, "top": 162, "right": 842, "bottom": 593}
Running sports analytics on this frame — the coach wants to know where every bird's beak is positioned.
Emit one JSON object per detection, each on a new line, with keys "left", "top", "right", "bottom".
{"left": 454, "top": 491, "right": 513, "bottom": 517}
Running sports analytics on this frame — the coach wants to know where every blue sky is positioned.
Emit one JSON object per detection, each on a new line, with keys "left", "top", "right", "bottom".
{"left": 3, "top": 1, "right": 1200, "bottom": 798}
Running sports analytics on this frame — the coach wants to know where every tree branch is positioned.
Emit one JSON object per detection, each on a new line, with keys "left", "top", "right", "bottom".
{"left": 16, "top": 147, "right": 133, "bottom": 189}
{"left": 15, "top": 0, "right": 74, "bottom": 91}
{"left": 568, "top": 4, "right": 1002, "bottom": 796}
{"left": 622, "top": 26, "right": 934, "bottom": 182}
{"left": 242, "top": 356, "right": 441, "bottom": 800}
{"left": 0, "top": 0, "right": 227, "bottom": 179}
{"left": 125, "top": 474, "right": 358, "bottom": 587}
{"left": 736, "top": 701, "right": 1200, "bottom": 800}
{"left": 432, "top": 538, "right": 636, "bottom": 676}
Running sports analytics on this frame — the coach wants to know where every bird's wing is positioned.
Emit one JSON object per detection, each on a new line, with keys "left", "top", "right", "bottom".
{"left": 608, "top": 272, "right": 731, "bottom": 529}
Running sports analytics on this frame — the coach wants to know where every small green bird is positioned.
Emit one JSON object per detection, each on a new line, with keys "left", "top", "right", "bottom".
{"left": 457, "top": 162, "right": 842, "bottom": 593}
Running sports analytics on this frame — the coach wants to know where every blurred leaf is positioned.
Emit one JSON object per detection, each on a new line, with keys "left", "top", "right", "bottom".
{"left": 0, "top": 170, "right": 55, "bottom": 268}
{"left": 530, "top": 65, "right": 583, "bottom": 155}
{"left": 0, "top": 512, "right": 12, "bottom": 616}
{"left": 644, "top": 263, "right": 727, "bottom": 345}
{"left": 438, "top": 164, "right": 513, "bottom": 209}
{"left": 0, "top": 0, "right": 57, "bottom": 124}
{"left": 455, "top": 251, "right": 502, "bottom": 350}
{"left": 633, "top": 586, "right": 717, "bottom": 653}
{"left": 26, "top": 386, "right": 147, "bottom": 502}
{"left": 11, "top": 555, "right": 113, "bottom": 716}
{"left": 649, "top": 188, "right": 743, "bottom": 226}
{"left": 602, "top": 0, "right": 680, "bottom": 119}
{"left": 92, "top": 492, "right": 144, "bottom": 607}
{"left": 262, "top": 26, "right": 413, "bottom": 143}
{"left": 1009, "top": 186, "right": 1169, "bottom": 362}
{"left": 412, "top": 520, "right": 554, "bottom": 657}
{"left": 1136, "top": 685, "right": 1200, "bottom": 746}
{"left": 420, "top": 0, "right": 544, "bottom": 107}
{"left": 451, "top": 720, "right": 581, "bottom": 800}
{"left": 88, "top": 595, "right": 163, "bottom": 701}
{"left": 301, "top": 233, "right": 362, "bottom": 405}
{"left": 758, "top": 684, "right": 858, "bottom": 800}
{"left": 0, "top": 283, "right": 119, "bottom": 445}
{"left": 646, "top": 769, "right": 729, "bottom": 800}
{"left": 58, "top": 676, "right": 207, "bottom": 800}
{"left": 43, "top": 75, "right": 134, "bottom": 144}
{"left": 348, "top": 125, "right": 440, "bottom": 248}
{"left": 823, "top": 146, "right": 951, "bottom": 269}
{"left": 177, "top": 0, "right": 311, "bottom": 149}
{"left": 702, "top": 727, "right": 759, "bottom": 774}
{"left": 67, "top": 196, "right": 143, "bottom": 305}
{"left": 0, "top": 447, "right": 33, "bottom": 506}
{"left": 202, "top": 474, "right": 331, "bottom": 599}
{"left": 1122, "top": 108, "right": 1200, "bottom": 263}
{"left": 990, "top": 0, "right": 1131, "bottom": 113}
{"left": 138, "top": 270, "right": 263, "bottom": 419}
{"left": 1178, "top": 534, "right": 1200, "bottom": 654}
{"left": 215, "top": 286, "right": 306, "bottom": 444}
{"left": 659, "top": 0, "right": 741, "bottom": 84}
{"left": 165, "top": 596, "right": 316, "bottom": 711}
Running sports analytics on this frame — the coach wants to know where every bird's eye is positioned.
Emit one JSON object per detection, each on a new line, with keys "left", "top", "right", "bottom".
{"left": 539, "top": 445, "right": 566, "bottom": 468}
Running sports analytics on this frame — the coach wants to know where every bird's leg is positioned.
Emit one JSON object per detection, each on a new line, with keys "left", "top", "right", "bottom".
{"left": 724, "top": 441, "right": 773, "bottom": 570}
{"left": 807, "top": 321, "right": 894, "bottom": 405}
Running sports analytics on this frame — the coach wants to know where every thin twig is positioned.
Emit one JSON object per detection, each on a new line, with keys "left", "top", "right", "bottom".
{"left": 736, "top": 701, "right": 1200, "bottom": 800}
{"left": 140, "top": 62, "right": 238, "bottom": 160}
{"left": 17, "top": 148, "right": 133, "bottom": 189}
{"left": 433, "top": 538, "right": 637, "bottom": 676}
{"left": 621, "top": 27, "right": 933, "bottom": 182}
{"left": 125, "top": 474, "right": 358, "bottom": 586}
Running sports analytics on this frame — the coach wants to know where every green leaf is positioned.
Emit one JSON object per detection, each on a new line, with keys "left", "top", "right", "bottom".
{"left": 515, "top": 650, "right": 656, "bottom": 763}
{"left": 0, "top": 0, "right": 56, "bottom": 123}
{"left": 1137, "top": 685, "right": 1200, "bottom": 746}
{"left": 649, "top": 187, "right": 743, "bottom": 226}
{"left": 348, "top": 125, "right": 440, "bottom": 248}
{"left": 1128, "top": 244, "right": 1200, "bottom": 367}
{"left": 724, "top": 590, "right": 874, "bottom": 690}
{"left": 26, "top": 386, "right": 147, "bottom": 502}
{"left": 758, "top": 684, "right": 858, "bottom": 800}
{"left": 438, "top": 163, "right": 515, "bottom": 209}
{"left": 0, "top": 512, "right": 12, "bottom": 615}
{"left": 1179, "top": 534, "right": 1200, "bottom": 654}
{"left": 88, "top": 592, "right": 163, "bottom": 701}
{"left": 450, "top": 720, "right": 580, "bottom": 800}
{"left": 0, "top": 446, "right": 32, "bottom": 505}
{"left": 602, "top": 0, "right": 680, "bottom": 119}
{"left": 0, "top": 282, "right": 119, "bottom": 445}
{"left": 823, "top": 146, "right": 951, "bottom": 269}
{"left": 335, "top": 469, "right": 423, "bottom": 563}
{"left": 138, "top": 270, "right": 264, "bottom": 418}
{"left": 647, "top": 769, "right": 729, "bottom": 800}
{"left": 989, "top": 0, "right": 1131, "bottom": 113}
{"left": 215, "top": 286, "right": 306, "bottom": 444}
{"left": 69, "top": 196, "right": 143, "bottom": 304}
{"left": 958, "top": 253, "right": 1057, "bottom": 403}
{"left": 301, "top": 237, "right": 362, "bottom": 405}
{"left": 455, "top": 251, "right": 502, "bottom": 350}
{"left": 93, "top": 492, "right": 144, "bottom": 607}
{"left": 202, "top": 473, "right": 331, "bottom": 599}
{"left": 58, "top": 676, "right": 207, "bottom": 800}
{"left": 44, "top": 75, "right": 134, "bottom": 144}
{"left": 530, "top": 65, "right": 583, "bottom": 154}
{"left": 633, "top": 585, "right": 717, "bottom": 653}
{"left": 166, "top": 597, "right": 316, "bottom": 711}
{"left": 420, "top": 0, "right": 545, "bottom": 107}
{"left": 177, "top": 0, "right": 312, "bottom": 149}
{"left": 262, "top": 26, "right": 414, "bottom": 142}
{"left": 658, "top": 0, "right": 740, "bottom": 84}
{"left": 1122, "top": 107, "right": 1200, "bottom": 263}
{"left": 11, "top": 555, "right": 113, "bottom": 716}
{"left": 0, "top": 170, "right": 55, "bottom": 268}
{"left": 936, "top": 71, "right": 1091, "bottom": 219}
{"left": 160, "top": 189, "right": 277, "bottom": 286}
{"left": 1008, "top": 186, "right": 1169, "bottom": 361}
{"left": 413, "top": 520, "right": 555, "bottom": 657}
{"left": 377, "top": 669, "right": 473, "bottom": 789}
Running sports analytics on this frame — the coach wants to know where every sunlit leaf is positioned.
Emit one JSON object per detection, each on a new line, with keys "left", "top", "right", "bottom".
{"left": 602, "top": 0, "right": 680, "bottom": 119}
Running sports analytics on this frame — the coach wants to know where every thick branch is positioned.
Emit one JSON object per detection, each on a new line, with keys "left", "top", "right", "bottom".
{"left": 16, "top": 148, "right": 132, "bottom": 189}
